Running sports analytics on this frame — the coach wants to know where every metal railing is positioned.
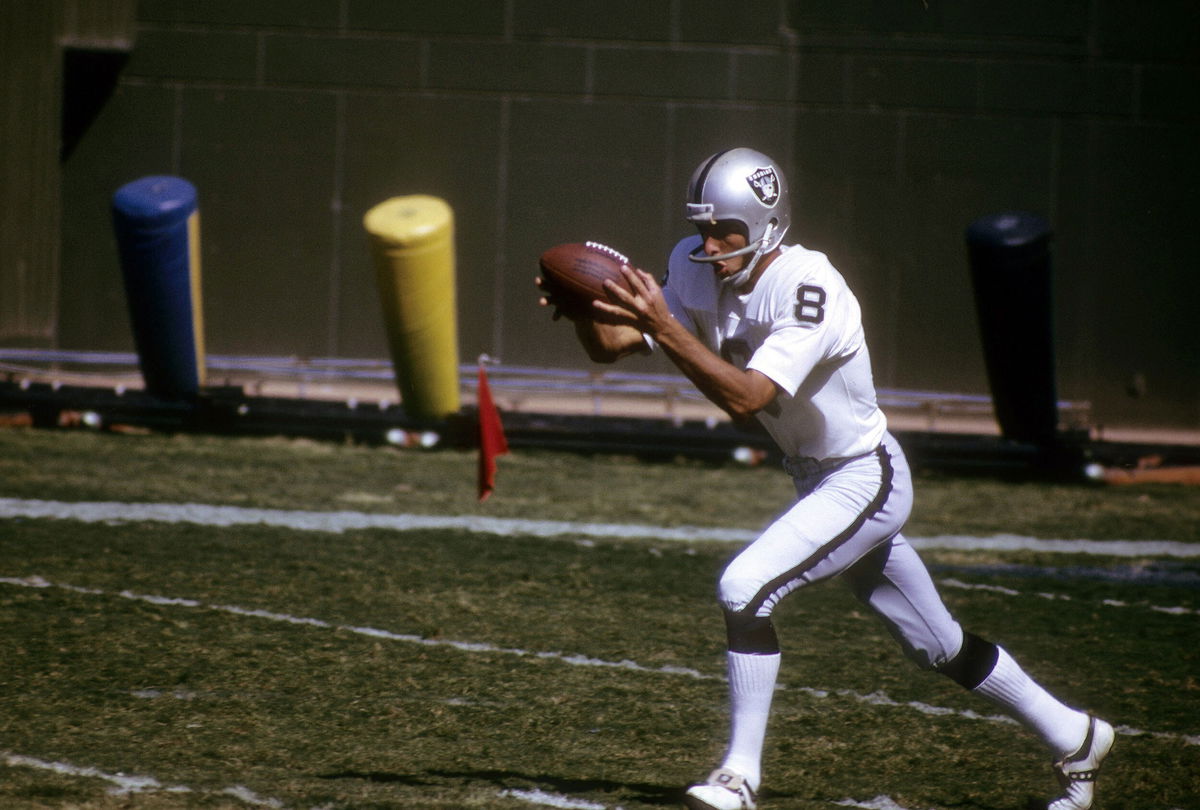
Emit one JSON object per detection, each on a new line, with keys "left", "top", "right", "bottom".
{"left": 0, "top": 348, "right": 1091, "bottom": 431}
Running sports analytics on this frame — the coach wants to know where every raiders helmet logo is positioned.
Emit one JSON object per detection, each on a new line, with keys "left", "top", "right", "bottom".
{"left": 746, "top": 166, "right": 780, "bottom": 206}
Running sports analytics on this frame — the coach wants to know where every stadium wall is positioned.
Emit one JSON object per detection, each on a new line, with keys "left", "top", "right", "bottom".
{"left": 24, "top": 0, "right": 1200, "bottom": 429}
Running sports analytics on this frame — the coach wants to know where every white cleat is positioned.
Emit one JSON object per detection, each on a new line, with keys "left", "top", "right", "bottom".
{"left": 1048, "top": 715, "right": 1115, "bottom": 810}
{"left": 684, "top": 767, "right": 757, "bottom": 810}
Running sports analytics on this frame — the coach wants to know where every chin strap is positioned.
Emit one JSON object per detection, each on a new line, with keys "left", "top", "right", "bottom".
{"left": 721, "top": 248, "right": 765, "bottom": 288}
{"left": 688, "top": 222, "right": 775, "bottom": 289}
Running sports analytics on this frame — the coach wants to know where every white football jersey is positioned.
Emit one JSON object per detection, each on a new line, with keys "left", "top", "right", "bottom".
{"left": 662, "top": 235, "right": 887, "bottom": 460}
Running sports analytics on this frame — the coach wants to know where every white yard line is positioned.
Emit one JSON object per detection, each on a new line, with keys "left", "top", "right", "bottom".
{"left": 1, "top": 747, "right": 936, "bottom": 810}
{"left": 2, "top": 574, "right": 1197, "bottom": 749}
{"left": 0, "top": 574, "right": 712, "bottom": 681}
{"left": 2, "top": 747, "right": 929, "bottom": 810}
{"left": 4, "top": 497, "right": 1197, "bottom": 617}
{"left": 834, "top": 798, "right": 923, "bottom": 810}
{"left": 501, "top": 788, "right": 609, "bottom": 809}
{"left": 2, "top": 497, "right": 1199, "bottom": 557}
{"left": 937, "top": 578, "right": 1200, "bottom": 617}
{"left": 1, "top": 751, "right": 284, "bottom": 806}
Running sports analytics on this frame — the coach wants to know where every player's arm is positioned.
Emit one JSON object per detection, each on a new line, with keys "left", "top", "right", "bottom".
{"left": 572, "top": 318, "right": 647, "bottom": 363}
{"left": 655, "top": 321, "right": 778, "bottom": 422}
{"left": 595, "top": 266, "right": 777, "bottom": 421}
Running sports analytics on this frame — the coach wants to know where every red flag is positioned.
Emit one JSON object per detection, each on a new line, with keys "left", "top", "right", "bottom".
{"left": 477, "top": 364, "right": 509, "bottom": 501}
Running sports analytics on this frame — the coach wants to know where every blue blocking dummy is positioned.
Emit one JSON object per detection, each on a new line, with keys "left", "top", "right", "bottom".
{"left": 112, "top": 176, "right": 206, "bottom": 400}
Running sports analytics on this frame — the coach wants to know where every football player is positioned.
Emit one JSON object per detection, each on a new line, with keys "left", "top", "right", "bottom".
{"left": 538, "top": 148, "right": 1112, "bottom": 810}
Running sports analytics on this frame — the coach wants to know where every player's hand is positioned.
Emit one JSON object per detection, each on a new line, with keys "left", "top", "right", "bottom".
{"left": 535, "top": 276, "right": 572, "bottom": 322}
{"left": 594, "top": 265, "right": 672, "bottom": 336}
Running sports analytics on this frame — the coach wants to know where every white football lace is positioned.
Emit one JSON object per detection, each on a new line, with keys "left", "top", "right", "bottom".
{"left": 584, "top": 241, "right": 630, "bottom": 265}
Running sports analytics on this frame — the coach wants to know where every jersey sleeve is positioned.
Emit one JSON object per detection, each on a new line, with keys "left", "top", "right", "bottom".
{"left": 746, "top": 323, "right": 828, "bottom": 397}
{"left": 661, "top": 235, "right": 703, "bottom": 334}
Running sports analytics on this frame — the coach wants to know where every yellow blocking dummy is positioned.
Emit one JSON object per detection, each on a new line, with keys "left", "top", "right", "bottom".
{"left": 364, "top": 195, "right": 460, "bottom": 420}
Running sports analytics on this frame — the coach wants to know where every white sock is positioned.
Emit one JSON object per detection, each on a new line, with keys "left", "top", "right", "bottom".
{"left": 972, "top": 646, "right": 1089, "bottom": 757}
{"left": 721, "top": 651, "right": 780, "bottom": 791}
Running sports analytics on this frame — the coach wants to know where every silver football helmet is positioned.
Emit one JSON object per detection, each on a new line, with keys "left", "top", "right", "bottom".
{"left": 684, "top": 148, "right": 790, "bottom": 286}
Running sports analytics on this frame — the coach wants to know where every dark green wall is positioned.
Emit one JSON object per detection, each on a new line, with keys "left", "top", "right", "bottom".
{"left": 58, "top": 0, "right": 1200, "bottom": 428}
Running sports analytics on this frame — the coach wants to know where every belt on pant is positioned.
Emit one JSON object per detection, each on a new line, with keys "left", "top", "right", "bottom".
{"left": 782, "top": 446, "right": 877, "bottom": 479}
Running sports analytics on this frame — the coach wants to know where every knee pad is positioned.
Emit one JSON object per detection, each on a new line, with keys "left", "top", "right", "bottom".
{"left": 935, "top": 631, "right": 999, "bottom": 690}
{"left": 723, "top": 609, "right": 780, "bottom": 654}
{"left": 717, "top": 570, "right": 761, "bottom": 616}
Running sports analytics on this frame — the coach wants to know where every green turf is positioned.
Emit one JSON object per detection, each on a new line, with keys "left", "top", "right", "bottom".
{"left": 1, "top": 426, "right": 1198, "bottom": 808}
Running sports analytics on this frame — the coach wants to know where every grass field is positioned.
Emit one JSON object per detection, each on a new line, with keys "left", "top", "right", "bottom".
{"left": 1, "top": 427, "right": 1198, "bottom": 809}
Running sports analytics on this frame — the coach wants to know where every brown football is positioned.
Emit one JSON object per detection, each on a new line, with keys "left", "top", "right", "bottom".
{"left": 538, "top": 241, "right": 635, "bottom": 316}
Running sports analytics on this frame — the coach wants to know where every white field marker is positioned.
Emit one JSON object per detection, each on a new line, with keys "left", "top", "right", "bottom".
{"left": 1, "top": 574, "right": 1197, "bottom": 748}
{"left": 0, "top": 751, "right": 284, "bottom": 806}
{"left": 3, "top": 497, "right": 1199, "bottom": 557}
